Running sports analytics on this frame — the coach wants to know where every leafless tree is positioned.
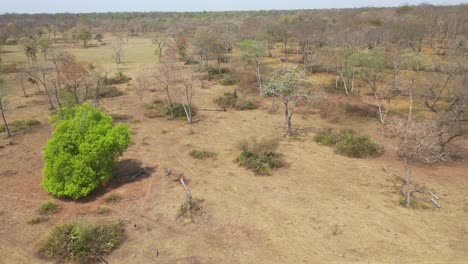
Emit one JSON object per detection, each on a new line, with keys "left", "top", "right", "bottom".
{"left": 152, "top": 33, "right": 168, "bottom": 63}
{"left": 109, "top": 36, "right": 125, "bottom": 68}
{"left": 181, "top": 70, "right": 195, "bottom": 124}
{"left": 155, "top": 62, "right": 177, "bottom": 118}
{"left": 134, "top": 69, "right": 151, "bottom": 104}
{"left": 27, "top": 64, "right": 55, "bottom": 109}
{"left": 389, "top": 76, "right": 450, "bottom": 208}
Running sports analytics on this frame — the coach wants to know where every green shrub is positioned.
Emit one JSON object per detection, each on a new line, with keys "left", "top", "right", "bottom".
{"left": 235, "top": 138, "right": 282, "bottom": 175}
{"left": 314, "top": 129, "right": 383, "bottom": 158}
{"left": 313, "top": 129, "right": 337, "bottom": 146}
{"left": 104, "top": 194, "right": 121, "bottom": 203}
{"left": 103, "top": 71, "right": 131, "bottom": 85}
{"left": 41, "top": 104, "right": 131, "bottom": 200}
{"left": 190, "top": 150, "right": 217, "bottom": 159}
{"left": 28, "top": 216, "right": 49, "bottom": 225}
{"left": 335, "top": 130, "right": 383, "bottom": 158}
{"left": 214, "top": 92, "right": 237, "bottom": 109}
{"left": 236, "top": 99, "right": 258, "bottom": 111}
{"left": 208, "top": 67, "right": 230, "bottom": 76}
{"left": 163, "top": 102, "right": 195, "bottom": 119}
{"left": 38, "top": 222, "right": 124, "bottom": 263}
{"left": 220, "top": 77, "right": 239, "bottom": 86}
{"left": 39, "top": 201, "right": 59, "bottom": 215}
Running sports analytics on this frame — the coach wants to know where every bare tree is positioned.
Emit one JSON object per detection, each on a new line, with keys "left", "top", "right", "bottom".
{"left": 390, "top": 76, "right": 449, "bottom": 208}
{"left": 181, "top": 70, "right": 195, "bottom": 124}
{"left": 264, "top": 66, "right": 324, "bottom": 137}
{"left": 155, "top": 62, "right": 177, "bottom": 118}
{"left": 134, "top": 69, "right": 151, "bottom": 104}
{"left": 152, "top": 33, "right": 168, "bottom": 63}
{"left": 109, "top": 36, "right": 125, "bottom": 68}
{"left": 27, "top": 64, "right": 55, "bottom": 109}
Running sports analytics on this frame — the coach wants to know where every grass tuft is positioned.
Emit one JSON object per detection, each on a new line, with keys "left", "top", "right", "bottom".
{"left": 104, "top": 194, "right": 121, "bottom": 203}
{"left": 39, "top": 201, "right": 59, "bottom": 215}
{"left": 190, "top": 150, "right": 217, "bottom": 160}
{"left": 314, "top": 129, "right": 383, "bottom": 158}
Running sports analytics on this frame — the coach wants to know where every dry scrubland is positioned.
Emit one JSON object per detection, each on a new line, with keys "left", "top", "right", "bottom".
{"left": 0, "top": 6, "right": 467, "bottom": 264}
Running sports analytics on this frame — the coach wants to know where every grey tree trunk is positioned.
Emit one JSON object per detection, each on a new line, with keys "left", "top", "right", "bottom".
{"left": 0, "top": 102, "right": 11, "bottom": 137}
{"left": 284, "top": 100, "right": 292, "bottom": 137}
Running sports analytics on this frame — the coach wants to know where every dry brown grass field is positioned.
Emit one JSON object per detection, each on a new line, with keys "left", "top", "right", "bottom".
{"left": 0, "top": 35, "right": 467, "bottom": 264}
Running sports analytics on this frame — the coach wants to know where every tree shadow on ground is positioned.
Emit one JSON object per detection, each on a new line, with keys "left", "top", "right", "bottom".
{"left": 70, "top": 159, "right": 156, "bottom": 203}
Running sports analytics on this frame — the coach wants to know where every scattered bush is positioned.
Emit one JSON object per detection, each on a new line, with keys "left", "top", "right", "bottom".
{"left": 38, "top": 222, "right": 124, "bottom": 263}
{"left": 41, "top": 104, "right": 131, "bottom": 199}
{"left": 103, "top": 71, "right": 131, "bottom": 85}
{"left": 235, "top": 138, "right": 282, "bottom": 175}
{"left": 28, "top": 216, "right": 49, "bottom": 225}
{"left": 314, "top": 129, "right": 383, "bottom": 158}
{"left": 214, "top": 92, "right": 257, "bottom": 111}
{"left": 184, "top": 58, "right": 198, "bottom": 65}
{"left": 39, "top": 201, "right": 59, "bottom": 215}
{"left": 190, "top": 150, "right": 217, "bottom": 159}
{"left": 214, "top": 92, "right": 237, "bottom": 109}
{"left": 220, "top": 77, "right": 239, "bottom": 86}
{"left": 104, "top": 194, "right": 121, "bottom": 203}
{"left": 306, "top": 64, "right": 332, "bottom": 74}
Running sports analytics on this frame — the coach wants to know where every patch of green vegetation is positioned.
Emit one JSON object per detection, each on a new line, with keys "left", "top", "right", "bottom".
{"left": 38, "top": 222, "right": 124, "bottom": 263}
{"left": 163, "top": 102, "right": 195, "bottom": 120}
{"left": 214, "top": 92, "right": 237, "bottom": 109}
{"left": 104, "top": 194, "right": 121, "bottom": 203}
{"left": 99, "top": 86, "right": 125, "bottom": 98}
{"left": 214, "top": 92, "right": 257, "bottom": 111}
{"left": 28, "top": 216, "right": 49, "bottom": 225}
{"left": 235, "top": 138, "right": 282, "bottom": 175}
{"left": 314, "top": 129, "right": 383, "bottom": 158}
{"left": 236, "top": 99, "right": 258, "bottom": 110}
{"left": 90, "top": 206, "right": 111, "bottom": 215}
{"left": 178, "top": 198, "right": 204, "bottom": 221}
{"left": 1, "top": 118, "right": 40, "bottom": 133}
{"left": 39, "top": 201, "right": 59, "bottom": 215}
{"left": 208, "top": 67, "right": 230, "bottom": 76}
{"left": 220, "top": 76, "right": 239, "bottom": 86}
{"left": 190, "top": 150, "right": 217, "bottom": 160}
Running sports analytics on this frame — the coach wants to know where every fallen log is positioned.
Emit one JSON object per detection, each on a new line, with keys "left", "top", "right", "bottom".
{"left": 197, "top": 108, "right": 226, "bottom": 112}
{"left": 429, "top": 191, "right": 440, "bottom": 200}
{"left": 126, "top": 169, "right": 149, "bottom": 182}
{"left": 431, "top": 199, "right": 441, "bottom": 208}
{"left": 383, "top": 166, "right": 423, "bottom": 193}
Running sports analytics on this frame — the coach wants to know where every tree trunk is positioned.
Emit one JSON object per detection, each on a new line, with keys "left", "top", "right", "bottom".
{"left": 404, "top": 157, "right": 413, "bottom": 208}
{"left": 0, "top": 103, "right": 11, "bottom": 137}
{"left": 256, "top": 63, "right": 262, "bottom": 97}
{"left": 284, "top": 100, "right": 292, "bottom": 137}
{"left": 20, "top": 79, "right": 27, "bottom": 97}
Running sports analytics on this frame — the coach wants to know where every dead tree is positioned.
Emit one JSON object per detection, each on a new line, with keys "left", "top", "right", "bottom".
{"left": 389, "top": 76, "right": 449, "bottom": 208}
{"left": 109, "top": 36, "right": 125, "bottom": 68}
{"left": 155, "top": 62, "right": 177, "bottom": 118}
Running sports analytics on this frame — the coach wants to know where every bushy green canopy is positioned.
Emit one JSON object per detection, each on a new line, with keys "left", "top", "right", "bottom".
{"left": 41, "top": 104, "right": 131, "bottom": 199}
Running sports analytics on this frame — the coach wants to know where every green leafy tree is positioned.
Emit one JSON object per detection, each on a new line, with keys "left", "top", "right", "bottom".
{"left": 76, "top": 26, "right": 92, "bottom": 48}
{"left": 41, "top": 104, "right": 131, "bottom": 199}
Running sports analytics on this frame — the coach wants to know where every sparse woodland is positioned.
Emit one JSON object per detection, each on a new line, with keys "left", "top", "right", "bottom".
{"left": 0, "top": 4, "right": 467, "bottom": 263}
